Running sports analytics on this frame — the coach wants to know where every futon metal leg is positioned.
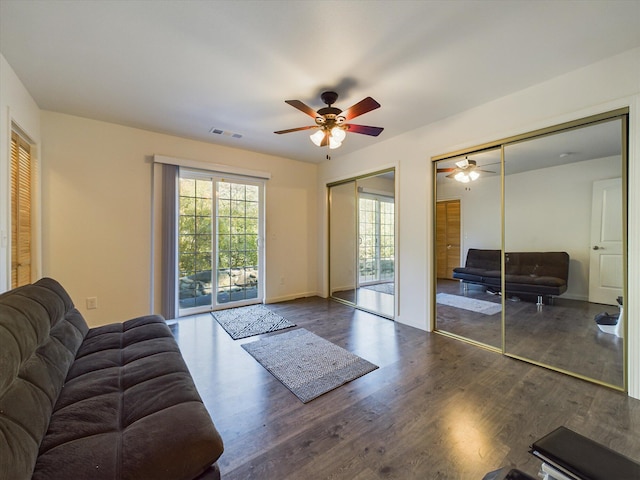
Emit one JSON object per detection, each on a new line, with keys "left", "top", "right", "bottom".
{"left": 537, "top": 295, "right": 543, "bottom": 308}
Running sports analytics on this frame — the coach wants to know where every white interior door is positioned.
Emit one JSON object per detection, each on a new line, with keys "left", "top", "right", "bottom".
{"left": 588, "top": 177, "right": 623, "bottom": 306}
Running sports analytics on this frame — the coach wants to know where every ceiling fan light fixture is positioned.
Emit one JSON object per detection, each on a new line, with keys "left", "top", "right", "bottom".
{"left": 453, "top": 169, "right": 480, "bottom": 183}
{"left": 329, "top": 135, "right": 342, "bottom": 149}
{"left": 277, "top": 91, "right": 383, "bottom": 151}
{"left": 310, "top": 129, "right": 325, "bottom": 146}
{"left": 454, "top": 171, "right": 470, "bottom": 183}
{"left": 330, "top": 126, "right": 346, "bottom": 142}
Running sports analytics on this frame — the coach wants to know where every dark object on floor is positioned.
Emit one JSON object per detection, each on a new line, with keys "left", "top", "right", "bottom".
{"left": 594, "top": 311, "right": 619, "bottom": 326}
{"left": 595, "top": 296, "right": 624, "bottom": 336}
{"left": 0, "top": 278, "right": 224, "bottom": 480}
{"left": 453, "top": 249, "right": 569, "bottom": 306}
{"left": 482, "top": 467, "right": 536, "bottom": 479}
{"left": 530, "top": 426, "right": 640, "bottom": 480}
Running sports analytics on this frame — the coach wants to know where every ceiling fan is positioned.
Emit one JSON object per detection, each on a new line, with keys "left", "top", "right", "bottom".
{"left": 274, "top": 91, "right": 384, "bottom": 149}
{"left": 437, "top": 157, "right": 495, "bottom": 183}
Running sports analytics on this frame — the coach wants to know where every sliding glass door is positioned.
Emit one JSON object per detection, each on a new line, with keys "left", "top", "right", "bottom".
{"left": 178, "top": 169, "right": 264, "bottom": 316}
{"left": 359, "top": 194, "right": 395, "bottom": 285}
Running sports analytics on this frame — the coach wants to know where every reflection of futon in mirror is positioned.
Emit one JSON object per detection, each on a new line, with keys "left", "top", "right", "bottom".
{"left": 452, "top": 248, "right": 569, "bottom": 307}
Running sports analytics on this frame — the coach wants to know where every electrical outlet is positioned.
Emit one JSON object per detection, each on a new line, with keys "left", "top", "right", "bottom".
{"left": 86, "top": 297, "right": 98, "bottom": 310}
{"left": 279, "top": 276, "right": 285, "bottom": 285}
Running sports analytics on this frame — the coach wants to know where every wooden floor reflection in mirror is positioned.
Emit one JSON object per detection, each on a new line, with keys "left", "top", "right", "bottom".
{"left": 503, "top": 116, "right": 626, "bottom": 388}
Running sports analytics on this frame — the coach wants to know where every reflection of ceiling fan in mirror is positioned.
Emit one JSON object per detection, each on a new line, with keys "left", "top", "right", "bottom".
{"left": 274, "top": 91, "right": 383, "bottom": 150}
{"left": 437, "top": 157, "right": 495, "bottom": 183}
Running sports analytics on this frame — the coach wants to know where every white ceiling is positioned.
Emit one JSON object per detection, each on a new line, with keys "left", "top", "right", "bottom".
{"left": 1, "top": 0, "right": 639, "bottom": 164}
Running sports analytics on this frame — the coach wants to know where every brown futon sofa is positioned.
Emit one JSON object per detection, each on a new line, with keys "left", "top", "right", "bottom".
{"left": 0, "top": 278, "right": 223, "bottom": 480}
{"left": 453, "top": 249, "right": 570, "bottom": 306}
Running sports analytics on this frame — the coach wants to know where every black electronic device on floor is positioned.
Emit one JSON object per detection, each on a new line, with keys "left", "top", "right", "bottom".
{"left": 529, "top": 426, "right": 640, "bottom": 480}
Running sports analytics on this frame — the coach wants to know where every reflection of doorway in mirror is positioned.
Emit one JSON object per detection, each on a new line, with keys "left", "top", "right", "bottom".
{"left": 358, "top": 194, "right": 395, "bottom": 285}
{"left": 329, "top": 171, "right": 395, "bottom": 319}
{"left": 355, "top": 173, "right": 395, "bottom": 318}
{"left": 589, "top": 177, "right": 623, "bottom": 306}
{"left": 436, "top": 200, "right": 461, "bottom": 280}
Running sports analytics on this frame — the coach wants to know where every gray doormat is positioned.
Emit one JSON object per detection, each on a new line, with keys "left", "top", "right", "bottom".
{"left": 212, "top": 304, "right": 295, "bottom": 339}
{"left": 241, "top": 328, "right": 379, "bottom": 403}
{"left": 436, "top": 292, "right": 502, "bottom": 315}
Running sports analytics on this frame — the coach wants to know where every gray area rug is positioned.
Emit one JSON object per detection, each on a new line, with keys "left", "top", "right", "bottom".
{"left": 212, "top": 304, "right": 295, "bottom": 339}
{"left": 436, "top": 292, "right": 502, "bottom": 315}
{"left": 241, "top": 328, "right": 379, "bottom": 403}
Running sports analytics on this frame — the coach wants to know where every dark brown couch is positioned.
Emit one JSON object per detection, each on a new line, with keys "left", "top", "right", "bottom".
{"left": 453, "top": 249, "right": 570, "bottom": 306}
{"left": 0, "top": 278, "right": 223, "bottom": 480}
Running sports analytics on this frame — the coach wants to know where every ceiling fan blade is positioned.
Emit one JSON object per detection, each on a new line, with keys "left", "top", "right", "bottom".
{"left": 437, "top": 168, "right": 455, "bottom": 173}
{"left": 478, "top": 169, "right": 496, "bottom": 174}
{"left": 346, "top": 124, "right": 384, "bottom": 136}
{"left": 285, "top": 100, "right": 320, "bottom": 119}
{"left": 340, "top": 97, "right": 381, "bottom": 121}
{"left": 274, "top": 125, "right": 316, "bottom": 134}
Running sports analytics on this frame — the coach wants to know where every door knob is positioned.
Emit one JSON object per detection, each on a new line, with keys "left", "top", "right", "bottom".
{"left": 593, "top": 245, "right": 604, "bottom": 250}
{"left": 447, "top": 244, "right": 452, "bottom": 250}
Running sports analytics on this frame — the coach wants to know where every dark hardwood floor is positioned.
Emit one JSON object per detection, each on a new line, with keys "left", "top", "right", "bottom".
{"left": 436, "top": 279, "right": 624, "bottom": 387}
{"left": 172, "top": 297, "right": 640, "bottom": 479}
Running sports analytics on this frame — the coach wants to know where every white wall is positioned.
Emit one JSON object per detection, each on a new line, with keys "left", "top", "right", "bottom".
{"left": 0, "top": 54, "right": 42, "bottom": 292}
{"left": 40, "top": 111, "right": 319, "bottom": 326}
{"left": 319, "top": 47, "right": 640, "bottom": 398}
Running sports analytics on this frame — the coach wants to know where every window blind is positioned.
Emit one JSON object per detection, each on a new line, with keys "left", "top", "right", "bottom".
{"left": 11, "top": 131, "right": 32, "bottom": 288}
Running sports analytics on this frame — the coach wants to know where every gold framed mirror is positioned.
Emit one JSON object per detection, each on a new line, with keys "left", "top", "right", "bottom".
{"left": 329, "top": 169, "right": 396, "bottom": 319}
{"left": 433, "top": 109, "right": 628, "bottom": 390}
{"left": 434, "top": 148, "right": 503, "bottom": 350}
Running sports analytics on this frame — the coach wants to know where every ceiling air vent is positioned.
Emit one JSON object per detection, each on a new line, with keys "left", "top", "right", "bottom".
{"left": 209, "top": 127, "right": 242, "bottom": 139}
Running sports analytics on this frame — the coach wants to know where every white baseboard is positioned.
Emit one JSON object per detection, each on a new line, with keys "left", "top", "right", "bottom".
{"left": 265, "top": 291, "right": 322, "bottom": 304}
{"left": 560, "top": 293, "right": 589, "bottom": 302}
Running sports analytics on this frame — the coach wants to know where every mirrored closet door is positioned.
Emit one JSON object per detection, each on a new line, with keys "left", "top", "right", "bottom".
{"left": 329, "top": 181, "right": 357, "bottom": 305}
{"left": 433, "top": 110, "right": 627, "bottom": 390}
{"left": 434, "top": 148, "right": 503, "bottom": 349}
{"left": 329, "top": 170, "right": 396, "bottom": 319}
{"left": 503, "top": 118, "right": 625, "bottom": 388}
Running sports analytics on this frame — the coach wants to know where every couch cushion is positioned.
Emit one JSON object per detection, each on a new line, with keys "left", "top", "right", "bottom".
{"left": 0, "top": 278, "right": 88, "bottom": 480}
{"left": 451, "top": 267, "right": 484, "bottom": 283}
{"left": 32, "top": 315, "right": 223, "bottom": 480}
{"left": 506, "top": 252, "right": 569, "bottom": 279}
{"left": 464, "top": 249, "right": 501, "bottom": 270}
